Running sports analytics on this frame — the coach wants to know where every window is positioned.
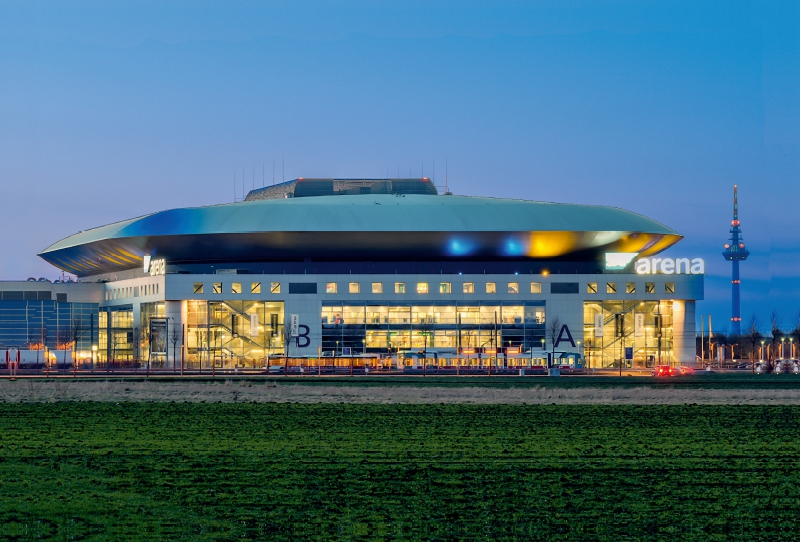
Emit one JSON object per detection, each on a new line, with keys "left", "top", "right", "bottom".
{"left": 349, "top": 282, "right": 360, "bottom": 294}
{"left": 212, "top": 282, "right": 222, "bottom": 294}
{"left": 530, "top": 282, "right": 542, "bottom": 294}
{"left": 251, "top": 282, "right": 261, "bottom": 294}
{"left": 326, "top": 282, "right": 338, "bottom": 294}
{"left": 417, "top": 282, "right": 428, "bottom": 294}
{"left": 508, "top": 282, "right": 519, "bottom": 294}
{"left": 551, "top": 283, "right": 579, "bottom": 294}
{"left": 486, "top": 282, "right": 497, "bottom": 294}
{"left": 645, "top": 282, "right": 655, "bottom": 294}
{"left": 626, "top": 282, "right": 636, "bottom": 294}
{"left": 665, "top": 282, "right": 675, "bottom": 294}
{"left": 463, "top": 282, "right": 474, "bottom": 294}
{"left": 439, "top": 282, "right": 451, "bottom": 294}
{"left": 372, "top": 282, "right": 383, "bottom": 294}
{"left": 587, "top": 282, "right": 597, "bottom": 294}
{"left": 270, "top": 282, "right": 281, "bottom": 294}
{"left": 395, "top": 282, "right": 406, "bottom": 294}
{"left": 606, "top": 282, "right": 617, "bottom": 294}
{"left": 231, "top": 282, "right": 242, "bottom": 294}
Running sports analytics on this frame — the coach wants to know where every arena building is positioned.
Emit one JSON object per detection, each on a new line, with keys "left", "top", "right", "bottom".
{"left": 2, "top": 178, "right": 704, "bottom": 370}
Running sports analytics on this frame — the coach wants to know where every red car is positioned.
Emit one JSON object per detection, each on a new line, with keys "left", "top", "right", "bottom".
{"left": 652, "top": 365, "right": 675, "bottom": 377}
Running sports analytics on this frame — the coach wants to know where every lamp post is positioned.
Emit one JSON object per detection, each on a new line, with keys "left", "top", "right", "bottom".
{"left": 781, "top": 337, "right": 786, "bottom": 360}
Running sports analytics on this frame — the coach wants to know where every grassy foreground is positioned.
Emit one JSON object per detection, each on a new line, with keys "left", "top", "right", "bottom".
{"left": 1, "top": 404, "right": 798, "bottom": 540}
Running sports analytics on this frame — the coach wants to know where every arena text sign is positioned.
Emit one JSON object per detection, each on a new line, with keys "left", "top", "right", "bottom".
{"left": 143, "top": 255, "right": 166, "bottom": 276}
{"left": 635, "top": 257, "right": 705, "bottom": 275}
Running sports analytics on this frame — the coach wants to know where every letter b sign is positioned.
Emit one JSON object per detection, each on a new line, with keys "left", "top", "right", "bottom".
{"left": 295, "top": 325, "right": 310, "bottom": 348}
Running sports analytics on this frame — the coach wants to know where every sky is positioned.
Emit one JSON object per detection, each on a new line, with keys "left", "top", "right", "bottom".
{"left": 1, "top": 1, "right": 798, "bottom": 333}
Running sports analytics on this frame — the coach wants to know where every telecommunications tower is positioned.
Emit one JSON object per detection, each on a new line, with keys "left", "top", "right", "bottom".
{"left": 722, "top": 185, "right": 749, "bottom": 335}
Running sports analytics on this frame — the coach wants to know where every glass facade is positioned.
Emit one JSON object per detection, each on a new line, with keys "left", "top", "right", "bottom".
{"left": 0, "top": 300, "right": 98, "bottom": 361}
{"left": 321, "top": 302, "right": 545, "bottom": 356}
{"left": 0, "top": 302, "right": 99, "bottom": 366}
{"left": 98, "top": 305, "right": 135, "bottom": 366}
{"left": 583, "top": 300, "right": 674, "bottom": 368}
{"left": 184, "top": 300, "right": 284, "bottom": 369}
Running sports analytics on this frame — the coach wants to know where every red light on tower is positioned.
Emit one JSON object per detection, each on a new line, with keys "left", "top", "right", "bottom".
{"left": 732, "top": 220, "right": 740, "bottom": 226}
{"left": 724, "top": 244, "right": 730, "bottom": 249}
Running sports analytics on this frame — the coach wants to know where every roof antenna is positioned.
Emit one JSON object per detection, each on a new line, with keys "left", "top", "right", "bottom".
{"left": 445, "top": 157, "right": 452, "bottom": 195}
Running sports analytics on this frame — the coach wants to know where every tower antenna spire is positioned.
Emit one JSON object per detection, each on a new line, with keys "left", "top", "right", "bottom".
{"left": 722, "top": 184, "right": 749, "bottom": 335}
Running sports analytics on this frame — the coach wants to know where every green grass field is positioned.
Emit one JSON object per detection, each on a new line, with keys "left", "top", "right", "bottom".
{"left": 1, "top": 403, "right": 798, "bottom": 540}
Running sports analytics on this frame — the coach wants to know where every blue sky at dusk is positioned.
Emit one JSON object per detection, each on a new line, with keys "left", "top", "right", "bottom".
{"left": 1, "top": 1, "right": 798, "bottom": 332}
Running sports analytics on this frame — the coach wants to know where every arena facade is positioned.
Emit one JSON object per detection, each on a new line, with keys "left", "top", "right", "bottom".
{"left": 2, "top": 178, "right": 703, "bottom": 370}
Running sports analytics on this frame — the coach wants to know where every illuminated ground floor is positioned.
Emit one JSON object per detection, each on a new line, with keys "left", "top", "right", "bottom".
{"left": 1, "top": 271, "right": 702, "bottom": 369}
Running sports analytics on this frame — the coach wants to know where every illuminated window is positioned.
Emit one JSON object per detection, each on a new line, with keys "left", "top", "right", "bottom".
{"left": 665, "top": 282, "right": 675, "bottom": 294}
{"left": 486, "top": 282, "right": 496, "bottom": 294}
{"left": 626, "top": 282, "right": 636, "bottom": 294}
{"left": 587, "top": 282, "right": 597, "bottom": 294}
{"left": 270, "top": 282, "right": 281, "bottom": 294}
{"left": 251, "top": 282, "right": 261, "bottom": 294}
{"left": 193, "top": 283, "right": 204, "bottom": 294}
{"left": 372, "top": 282, "right": 383, "bottom": 294}
{"left": 606, "top": 282, "right": 616, "bottom": 294}
{"left": 326, "top": 282, "right": 338, "bottom": 294}
{"left": 530, "top": 282, "right": 542, "bottom": 294}
{"left": 417, "top": 282, "right": 429, "bottom": 294}
{"left": 349, "top": 282, "right": 360, "bottom": 294}
{"left": 212, "top": 282, "right": 222, "bottom": 294}
{"left": 439, "top": 282, "right": 451, "bottom": 294}
{"left": 395, "top": 282, "right": 406, "bottom": 294}
{"left": 508, "top": 282, "right": 519, "bottom": 294}
{"left": 645, "top": 282, "right": 655, "bottom": 294}
{"left": 231, "top": 282, "right": 242, "bottom": 294}
{"left": 463, "top": 282, "right": 474, "bottom": 294}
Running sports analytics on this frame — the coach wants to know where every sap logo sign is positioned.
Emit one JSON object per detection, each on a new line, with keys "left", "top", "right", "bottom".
{"left": 143, "top": 255, "right": 166, "bottom": 276}
{"left": 635, "top": 257, "right": 705, "bottom": 275}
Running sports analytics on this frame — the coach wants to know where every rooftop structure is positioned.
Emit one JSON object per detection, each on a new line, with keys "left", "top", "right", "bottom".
{"left": 38, "top": 185, "right": 682, "bottom": 278}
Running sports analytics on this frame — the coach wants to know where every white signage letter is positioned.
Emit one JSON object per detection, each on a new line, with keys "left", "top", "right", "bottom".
{"left": 690, "top": 258, "right": 705, "bottom": 274}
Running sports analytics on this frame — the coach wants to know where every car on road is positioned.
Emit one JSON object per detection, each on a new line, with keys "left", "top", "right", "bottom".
{"left": 652, "top": 365, "right": 675, "bottom": 377}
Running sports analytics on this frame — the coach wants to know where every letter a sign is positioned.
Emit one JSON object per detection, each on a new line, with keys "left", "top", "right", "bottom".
{"left": 554, "top": 324, "right": 576, "bottom": 348}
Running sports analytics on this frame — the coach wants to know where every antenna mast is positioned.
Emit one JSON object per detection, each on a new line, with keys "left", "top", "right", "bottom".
{"left": 722, "top": 184, "right": 749, "bottom": 335}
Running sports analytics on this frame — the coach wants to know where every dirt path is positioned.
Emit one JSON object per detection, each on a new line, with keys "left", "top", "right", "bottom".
{"left": 2, "top": 379, "right": 800, "bottom": 404}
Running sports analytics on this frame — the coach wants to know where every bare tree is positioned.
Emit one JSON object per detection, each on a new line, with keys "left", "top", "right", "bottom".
{"left": 792, "top": 311, "right": 800, "bottom": 359}
{"left": 68, "top": 318, "right": 87, "bottom": 371}
{"left": 745, "top": 315, "right": 761, "bottom": 367}
{"left": 170, "top": 326, "right": 181, "bottom": 371}
{"left": 770, "top": 311, "right": 782, "bottom": 362}
{"left": 546, "top": 314, "right": 562, "bottom": 358}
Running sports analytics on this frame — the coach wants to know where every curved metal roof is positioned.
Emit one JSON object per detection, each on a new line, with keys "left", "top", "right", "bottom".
{"left": 39, "top": 194, "right": 682, "bottom": 276}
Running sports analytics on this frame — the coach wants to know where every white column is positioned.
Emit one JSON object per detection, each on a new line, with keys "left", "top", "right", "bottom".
{"left": 671, "top": 300, "right": 695, "bottom": 365}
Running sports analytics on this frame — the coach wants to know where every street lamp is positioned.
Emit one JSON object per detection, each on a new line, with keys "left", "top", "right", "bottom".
{"left": 781, "top": 337, "right": 786, "bottom": 359}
